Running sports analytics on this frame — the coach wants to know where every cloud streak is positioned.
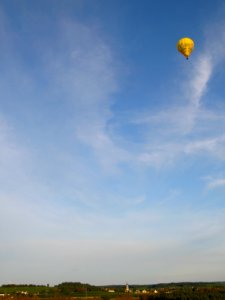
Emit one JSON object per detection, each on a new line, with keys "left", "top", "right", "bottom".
{"left": 188, "top": 55, "right": 212, "bottom": 108}
{"left": 204, "top": 175, "right": 225, "bottom": 190}
{"left": 39, "top": 20, "right": 131, "bottom": 171}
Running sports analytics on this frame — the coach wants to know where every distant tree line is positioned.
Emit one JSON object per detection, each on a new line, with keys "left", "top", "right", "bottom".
{"left": 55, "top": 282, "right": 104, "bottom": 295}
{"left": 1, "top": 281, "right": 225, "bottom": 299}
{"left": 139, "top": 286, "right": 225, "bottom": 300}
{"left": 1, "top": 284, "right": 46, "bottom": 287}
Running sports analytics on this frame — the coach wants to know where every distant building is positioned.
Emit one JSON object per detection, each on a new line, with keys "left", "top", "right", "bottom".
{"left": 125, "top": 283, "right": 129, "bottom": 293}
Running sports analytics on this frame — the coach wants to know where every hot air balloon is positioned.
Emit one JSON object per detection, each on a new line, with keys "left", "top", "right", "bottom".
{"left": 177, "top": 37, "right": 194, "bottom": 59}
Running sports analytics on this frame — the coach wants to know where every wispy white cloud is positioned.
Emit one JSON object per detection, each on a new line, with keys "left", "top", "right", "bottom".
{"left": 40, "top": 20, "right": 131, "bottom": 172}
{"left": 0, "top": 115, "right": 30, "bottom": 189}
{"left": 204, "top": 175, "right": 225, "bottom": 190}
{"left": 208, "top": 178, "right": 225, "bottom": 189}
{"left": 188, "top": 55, "right": 212, "bottom": 108}
{"left": 184, "top": 134, "right": 225, "bottom": 158}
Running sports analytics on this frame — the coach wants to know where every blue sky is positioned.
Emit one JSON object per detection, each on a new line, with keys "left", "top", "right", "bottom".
{"left": 1, "top": 0, "right": 225, "bottom": 285}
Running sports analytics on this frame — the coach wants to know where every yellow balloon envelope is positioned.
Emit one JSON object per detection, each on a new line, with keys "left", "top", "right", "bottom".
{"left": 177, "top": 37, "right": 194, "bottom": 59}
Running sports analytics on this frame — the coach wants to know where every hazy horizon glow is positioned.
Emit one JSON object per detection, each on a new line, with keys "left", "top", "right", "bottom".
{"left": 1, "top": 0, "right": 225, "bottom": 286}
